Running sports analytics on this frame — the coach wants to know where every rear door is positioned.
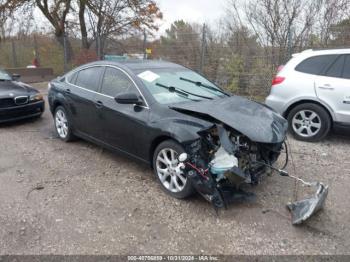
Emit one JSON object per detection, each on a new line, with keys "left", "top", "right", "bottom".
{"left": 315, "top": 55, "right": 350, "bottom": 123}
{"left": 66, "top": 66, "right": 104, "bottom": 137}
{"left": 94, "top": 66, "right": 150, "bottom": 157}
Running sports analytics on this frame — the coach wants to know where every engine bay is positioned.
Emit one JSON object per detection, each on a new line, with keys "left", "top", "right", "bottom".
{"left": 180, "top": 124, "right": 285, "bottom": 210}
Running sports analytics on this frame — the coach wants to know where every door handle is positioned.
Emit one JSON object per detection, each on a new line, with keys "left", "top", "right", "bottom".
{"left": 318, "top": 84, "right": 334, "bottom": 90}
{"left": 95, "top": 100, "right": 103, "bottom": 109}
{"left": 65, "top": 88, "right": 71, "bottom": 94}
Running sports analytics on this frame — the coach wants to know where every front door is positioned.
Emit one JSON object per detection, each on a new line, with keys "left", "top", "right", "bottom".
{"left": 315, "top": 55, "right": 350, "bottom": 123}
{"left": 95, "top": 66, "right": 150, "bottom": 157}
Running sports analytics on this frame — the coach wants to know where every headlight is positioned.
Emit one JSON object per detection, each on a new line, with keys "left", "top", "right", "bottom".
{"left": 29, "top": 93, "right": 43, "bottom": 101}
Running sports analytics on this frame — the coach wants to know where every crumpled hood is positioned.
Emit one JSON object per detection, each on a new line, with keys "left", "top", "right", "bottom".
{"left": 170, "top": 96, "right": 288, "bottom": 143}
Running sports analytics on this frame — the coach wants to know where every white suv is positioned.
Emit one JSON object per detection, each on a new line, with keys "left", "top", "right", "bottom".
{"left": 265, "top": 49, "right": 350, "bottom": 142}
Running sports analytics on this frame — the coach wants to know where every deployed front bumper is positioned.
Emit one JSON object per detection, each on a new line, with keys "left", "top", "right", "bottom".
{"left": 0, "top": 100, "right": 45, "bottom": 123}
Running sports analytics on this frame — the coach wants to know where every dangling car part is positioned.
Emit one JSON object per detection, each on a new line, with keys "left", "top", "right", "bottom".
{"left": 252, "top": 159, "right": 329, "bottom": 225}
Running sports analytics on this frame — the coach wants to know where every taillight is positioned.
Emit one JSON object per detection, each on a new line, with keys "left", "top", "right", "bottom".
{"left": 272, "top": 76, "right": 285, "bottom": 86}
{"left": 277, "top": 65, "right": 284, "bottom": 72}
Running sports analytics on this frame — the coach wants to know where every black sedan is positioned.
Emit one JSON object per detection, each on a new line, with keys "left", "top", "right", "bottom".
{"left": 0, "top": 69, "right": 45, "bottom": 123}
{"left": 48, "top": 60, "right": 288, "bottom": 208}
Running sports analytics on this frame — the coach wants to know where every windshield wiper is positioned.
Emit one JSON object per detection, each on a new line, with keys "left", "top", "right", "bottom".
{"left": 179, "top": 77, "right": 230, "bottom": 96}
{"left": 156, "top": 83, "right": 213, "bottom": 100}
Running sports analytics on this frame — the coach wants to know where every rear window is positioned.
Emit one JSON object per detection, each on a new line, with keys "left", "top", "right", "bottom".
{"left": 67, "top": 72, "right": 78, "bottom": 84}
{"left": 75, "top": 67, "right": 103, "bottom": 92}
{"left": 343, "top": 56, "right": 350, "bottom": 79}
{"left": 324, "top": 55, "right": 345, "bottom": 78}
{"left": 295, "top": 55, "right": 337, "bottom": 75}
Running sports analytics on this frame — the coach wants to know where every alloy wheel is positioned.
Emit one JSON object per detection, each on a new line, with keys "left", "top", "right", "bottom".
{"left": 156, "top": 148, "right": 187, "bottom": 193}
{"left": 55, "top": 109, "right": 69, "bottom": 139}
{"left": 292, "top": 110, "right": 322, "bottom": 138}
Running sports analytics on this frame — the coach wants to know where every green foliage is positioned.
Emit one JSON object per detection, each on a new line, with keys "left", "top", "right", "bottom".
{"left": 224, "top": 54, "right": 244, "bottom": 93}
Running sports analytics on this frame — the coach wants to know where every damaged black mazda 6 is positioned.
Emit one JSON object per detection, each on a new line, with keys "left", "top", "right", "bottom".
{"left": 48, "top": 60, "right": 328, "bottom": 224}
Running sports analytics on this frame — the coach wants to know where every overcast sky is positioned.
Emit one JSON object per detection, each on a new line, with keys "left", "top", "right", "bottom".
{"left": 156, "top": 0, "right": 226, "bottom": 34}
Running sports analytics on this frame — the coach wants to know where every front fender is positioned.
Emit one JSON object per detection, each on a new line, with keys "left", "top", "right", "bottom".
{"left": 150, "top": 118, "right": 205, "bottom": 144}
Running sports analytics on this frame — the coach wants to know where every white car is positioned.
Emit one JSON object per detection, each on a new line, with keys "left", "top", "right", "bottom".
{"left": 265, "top": 49, "right": 350, "bottom": 142}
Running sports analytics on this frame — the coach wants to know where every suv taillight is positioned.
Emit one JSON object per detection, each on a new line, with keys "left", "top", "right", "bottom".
{"left": 277, "top": 65, "right": 284, "bottom": 72}
{"left": 272, "top": 76, "right": 285, "bottom": 86}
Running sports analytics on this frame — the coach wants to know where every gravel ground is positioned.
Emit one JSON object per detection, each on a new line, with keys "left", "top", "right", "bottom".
{"left": 0, "top": 83, "right": 350, "bottom": 255}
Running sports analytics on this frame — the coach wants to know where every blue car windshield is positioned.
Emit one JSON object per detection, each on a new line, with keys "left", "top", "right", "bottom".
{"left": 0, "top": 69, "right": 12, "bottom": 81}
{"left": 136, "top": 68, "right": 225, "bottom": 104}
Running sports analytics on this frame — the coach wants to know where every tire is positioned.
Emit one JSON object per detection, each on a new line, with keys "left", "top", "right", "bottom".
{"left": 153, "top": 140, "right": 194, "bottom": 199}
{"left": 287, "top": 103, "right": 331, "bottom": 142}
{"left": 54, "top": 106, "right": 75, "bottom": 142}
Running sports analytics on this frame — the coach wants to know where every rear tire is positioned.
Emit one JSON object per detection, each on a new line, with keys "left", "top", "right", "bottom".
{"left": 54, "top": 106, "right": 75, "bottom": 142}
{"left": 153, "top": 140, "right": 194, "bottom": 199}
{"left": 287, "top": 103, "right": 331, "bottom": 142}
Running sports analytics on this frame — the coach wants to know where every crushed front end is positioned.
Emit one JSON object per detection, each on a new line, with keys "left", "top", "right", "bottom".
{"left": 170, "top": 96, "right": 328, "bottom": 223}
{"left": 181, "top": 124, "right": 284, "bottom": 211}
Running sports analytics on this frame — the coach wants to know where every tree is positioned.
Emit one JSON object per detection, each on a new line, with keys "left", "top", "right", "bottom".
{"left": 227, "top": 0, "right": 321, "bottom": 66}
{"left": 3, "top": 0, "right": 161, "bottom": 60}
{"left": 159, "top": 20, "right": 201, "bottom": 69}
{"left": 4, "top": 0, "right": 73, "bottom": 61}
{"left": 0, "top": 0, "right": 32, "bottom": 40}
{"left": 328, "top": 18, "right": 350, "bottom": 46}
{"left": 77, "top": 0, "right": 162, "bottom": 57}
{"left": 318, "top": 0, "right": 350, "bottom": 46}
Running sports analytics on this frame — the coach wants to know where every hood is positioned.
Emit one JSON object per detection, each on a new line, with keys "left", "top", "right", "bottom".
{"left": 0, "top": 81, "right": 36, "bottom": 98}
{"left": 170, "top": 96, "right": 288, "bottom": 143}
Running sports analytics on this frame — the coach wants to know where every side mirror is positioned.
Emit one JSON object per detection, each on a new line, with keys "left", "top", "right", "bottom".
{"left": 115, "top": 92, "right": 143, "bottom": 106}
{"left": 12, "top": 73, "right": 20, "bottom": 81}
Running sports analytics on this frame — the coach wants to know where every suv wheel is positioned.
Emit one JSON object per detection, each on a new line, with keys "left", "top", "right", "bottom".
{"left": 287, "top": 103, "right": 331, "bottom": 142}
{"left": 54, "top": 106, "right": 74, "bottom": 142}
{"left": 153, "top": 140, "right": 194, "bottom": 199}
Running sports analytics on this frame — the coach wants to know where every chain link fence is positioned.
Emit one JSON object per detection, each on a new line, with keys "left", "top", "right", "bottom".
{"left": 1, "top": 26, "right": 350, "bottom": 100}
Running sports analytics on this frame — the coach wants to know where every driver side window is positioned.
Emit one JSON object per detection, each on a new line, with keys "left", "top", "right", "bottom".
{"left": 101, "top": 67, "right": 136, "bottom": 97}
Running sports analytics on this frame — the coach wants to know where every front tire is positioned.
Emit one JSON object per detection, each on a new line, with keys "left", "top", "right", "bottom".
{"left": 287, "top": 103, "right": 331, "bottom": 142}
{"left": 54, "top": 106, "right": 74, "bottom": 142}
{"left": 153, "top": 140, "right": 194, "bottom": 199}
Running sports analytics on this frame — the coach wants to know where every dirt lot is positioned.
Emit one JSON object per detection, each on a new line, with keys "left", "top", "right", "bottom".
{"left": 0, "top": 83, "right": 350, "bottom": 255}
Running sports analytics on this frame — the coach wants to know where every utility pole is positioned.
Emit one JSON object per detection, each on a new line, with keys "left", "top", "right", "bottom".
{"left": 63, "top": 22, "right": 71, "bottom": 73}
{"left": 97, "top": 34, "right": 101, "bottom": 60}
{"left": 11, "top": 40, "right": 18, "bottom": 68}
{"left": 199, "top": 23, "right": 206, "bottom": 74}
{"left": 63, "top": 32, "right": 68, "bottom": 73}
{"left": 33, "top": 34, "right": 40, "bottom": 66}
{"left": 287, "top": 25, "right": 293, "bottom": 61}
{"left": 143, "top": 29, "right": 147, "bottom": 59}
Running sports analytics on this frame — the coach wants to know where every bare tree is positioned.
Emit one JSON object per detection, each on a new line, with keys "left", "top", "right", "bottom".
{"left": 226, "top": 0, "right": 321, "bottom": 66}
{"left": 0, "top": 0, "right": 31, "bottom": 40}
{"left": 317, "top": 0, "right": 350, "bottom": 46}
{"left": 76, "top": 0, "right": 162, "bottom": 56}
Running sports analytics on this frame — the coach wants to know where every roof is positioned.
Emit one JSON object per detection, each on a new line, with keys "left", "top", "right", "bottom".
{"left": 119, "top": 59, "right": 185, "bottom": 71}
{"left": 90, "top": 59, "right": 185, "bottom": 71}
{"left": 300, "top": 48, "right": 350, "bottom": 55}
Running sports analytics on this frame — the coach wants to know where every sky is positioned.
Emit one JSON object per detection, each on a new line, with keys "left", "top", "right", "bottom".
{"left": 31, "top": 0, "right": 227, "bottom": 37}
{"left": 156, "top": 0, "right": 226, "bottom": 34}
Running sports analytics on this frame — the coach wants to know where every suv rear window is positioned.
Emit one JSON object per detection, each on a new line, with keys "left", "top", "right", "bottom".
{"left": 343, "top": 56, "right": 350, "bottom": 79}
{"left": 295, "top": 55, "right": 337, "bottom": 75}
{"left": 324, "top": 55, "right": 345, "bottom": 78}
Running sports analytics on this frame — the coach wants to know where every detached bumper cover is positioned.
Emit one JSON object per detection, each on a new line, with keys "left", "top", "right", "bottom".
{"left": 287, "top": 183, "right": 329, "bottom": 225}
{"left": 0, "top": 100, "right": 45, "bottom": 123}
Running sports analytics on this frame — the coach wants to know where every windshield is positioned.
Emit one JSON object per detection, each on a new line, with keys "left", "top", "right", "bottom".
{"left": 0, "top": 69, "right": 12, "bottom": 81}
{"left": 136, "top": 68, "right": 225, "bottom": 104}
